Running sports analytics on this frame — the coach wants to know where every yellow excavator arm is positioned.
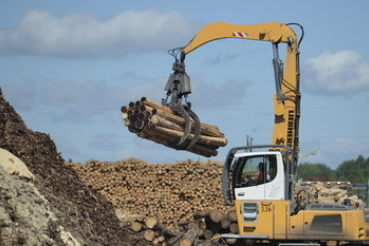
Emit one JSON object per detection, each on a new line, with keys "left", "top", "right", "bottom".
{"left": 182, "top": 22, "right": 297, "bottom": 54}
{"left": 164, "top": 22, "right": 369, "bottom": 245}
{"left": 164, "top": 21, "right": 303, "bottom": 176}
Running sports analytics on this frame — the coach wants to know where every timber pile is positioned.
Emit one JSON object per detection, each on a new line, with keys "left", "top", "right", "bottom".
{"left": 68, "top": 158, "right": 229, "bottom": 226}
{"left": 121, "top": 209, "right": 239, "bottom": 245}
{"left": 69, "top": 159, "right": 243, "bottom": 245}
{"left": 69, "top": 158, "right": 367, "bottom": 226}
{"left": 68, "top": 157, "right": 368, "bottom": 245}
{"left": 295, "top": 181, "right": 365, "bottom": 207}
{"left": 120, "top": 97, "right": 227, "bottom": 157}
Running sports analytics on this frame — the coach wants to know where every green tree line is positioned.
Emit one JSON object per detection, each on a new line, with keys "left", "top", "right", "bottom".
{"left": 297, "top": 155, "right": 369, "bottom": 184}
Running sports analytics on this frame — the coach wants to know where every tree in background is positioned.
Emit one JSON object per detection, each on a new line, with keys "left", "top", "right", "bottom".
{"left": 297, "top": 163, "right": 335, "bottom": 181}
{"left": 335, "top": 155, "right": 369, "bottom": 184}
{"left": 297, "top": 155, "right": 369, "bottom": 183}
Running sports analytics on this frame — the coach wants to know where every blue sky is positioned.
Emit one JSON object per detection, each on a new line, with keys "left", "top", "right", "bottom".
{"left": 1, "top": 1, "right": 368, "bottom": 169}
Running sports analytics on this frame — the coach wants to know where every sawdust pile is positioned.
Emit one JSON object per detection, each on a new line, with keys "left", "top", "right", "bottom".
{"left": 0, "top": 87, "right": 136, "bottom": 246}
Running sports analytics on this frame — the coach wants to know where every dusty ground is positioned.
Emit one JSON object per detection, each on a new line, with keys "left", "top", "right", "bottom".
{"left": 0, "top": 87, "right": 140, "bottom": 245}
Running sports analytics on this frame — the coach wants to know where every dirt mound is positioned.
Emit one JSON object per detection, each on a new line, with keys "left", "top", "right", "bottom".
{"left": 0, "top": 87, "right": 133, "bottom": 245}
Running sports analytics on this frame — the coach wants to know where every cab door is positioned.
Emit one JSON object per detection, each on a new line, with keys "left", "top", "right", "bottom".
{"left": 236, "top": 200, "right": 275, "bottom": 238}
{"left": 233, "top": 152, "right": 285, "bottom": 201}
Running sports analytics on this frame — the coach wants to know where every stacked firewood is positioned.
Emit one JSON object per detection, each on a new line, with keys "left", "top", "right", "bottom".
{"left": 68, "top": 158, "right": 230, "bottom": 226}
{"left": 122, "top": 209, "right": 239, "bottom": 245}
{"left": 120, "top": 97, "right": 227, "bottom": 157}
{"left": 295, "top": 181, "right": 365, "bottom": 207}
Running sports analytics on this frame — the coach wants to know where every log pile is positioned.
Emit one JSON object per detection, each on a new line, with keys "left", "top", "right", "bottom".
{"left": 68, "top": 158, "right": 230, "bottom": 226}
{"left": 122, "top": 209, "right": 240, "bottom": 245}
{"left": 120, "top": 97, "right": 227, "bottom": 157}
{"left": 296, "top": 181, "right": 365, "bottom": 208}
{"left": 69, "top": 158, "right": 368, "bottom": 245}
{"left": 69, "top": 159, "right": 243, "bottom": 245}
{"left": 69, "top": 159, "right": 367, "bottom": 226}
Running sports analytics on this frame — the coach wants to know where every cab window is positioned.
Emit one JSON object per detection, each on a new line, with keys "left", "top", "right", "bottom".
{"left": 233, "top": 154, "right": 277, "bottom": 187}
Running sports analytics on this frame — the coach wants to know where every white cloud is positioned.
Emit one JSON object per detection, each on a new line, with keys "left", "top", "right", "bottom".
{"left": 121, "top": 78, "right": 165, "bottom": 103}
{"left": 88, "top": 133, "right": 123, "bottom": 152}
{"left": 118, "top": 75, "right": 250, "bottom": 108}
{"left": 0, "top": 9, "right": 202, "bottom": 58}
{"left": 189, "top": 76, "right": 249, "bottom": 107}
{"left": 304, "top": 138, "right": 369, "bottom": 168}
{"left": 299, "top": 136, "right": 369, "bottom": 169}
{"left": 4, "top": 73, "right": 248, "bottom": 124}
{"left": 204, "top": 52, "right": 242, "bottom": 66}
{"left": 303, "top": 51, "right": 369, "bottom": 94}
{"left": 2, "top": 81, "right": 38, "bottom": 110}
{"left": 326, "top": 137, "right": 369, "bottom": 157}
{"left": 4, "top": 79, "right": 127, "bottom": 122}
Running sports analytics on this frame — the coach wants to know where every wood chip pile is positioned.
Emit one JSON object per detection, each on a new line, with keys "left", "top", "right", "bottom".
{"left": 0, "top": 86, "right": 132, "bottom": 246}
{"left": 121, "top": 97, "right": 227, "bottom": 157}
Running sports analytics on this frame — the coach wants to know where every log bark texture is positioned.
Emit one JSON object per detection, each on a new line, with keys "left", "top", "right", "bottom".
{"left": 120, "top": 97, "right": 227, "bottom": 157}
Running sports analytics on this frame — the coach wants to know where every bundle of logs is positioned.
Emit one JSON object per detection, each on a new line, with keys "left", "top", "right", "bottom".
{"left": 295, "top": 181, "right": 365, "bottom": 208}
{"left": 125, "top": 209, "right": 239, "bottom": 246}
{"left": 121, "top": 97, "right": 227, "bottom": 157}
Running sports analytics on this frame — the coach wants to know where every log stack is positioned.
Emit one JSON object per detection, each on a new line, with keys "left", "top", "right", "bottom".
{"left": 295, "top": 181, "right": 365, "bottom": 208}
{"left": 69, "top": 159, "right": 366, "bottom": 226}
{"left": 121, "top": 97, "right": 227, "bottom": 157}
{"left": 69, "top": 159, "right": 241, "bottom": 245}
{"left": 68, "top": 158, "right": 230, "bottom": 226}
{"left": 122, "top": 209, "right": 239, "bottom": 245}
{"left": 69, "top": 158, "right": 367, "bottom": 245}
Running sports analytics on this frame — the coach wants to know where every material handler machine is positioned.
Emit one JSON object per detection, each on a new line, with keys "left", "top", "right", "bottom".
{"left": 162, "top": 22, "right": 369, "bottom": 245}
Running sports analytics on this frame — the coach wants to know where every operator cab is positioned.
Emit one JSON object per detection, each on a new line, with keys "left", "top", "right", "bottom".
{"left": 234, "top": 153, "right": 278, "bottom": 187}
{"left": 222, "top": 145, "right": 294, "bottom": 205}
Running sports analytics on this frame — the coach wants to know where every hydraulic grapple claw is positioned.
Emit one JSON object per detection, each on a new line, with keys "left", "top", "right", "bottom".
{"left": 163, "top": 48, "right": 201, "bottom": 149}
{"left": 168, "top": 101, "right": 201, "bottom": 149}
{"left": 172, "top": 102, "right": 192, "bottom": 146}
{"left": 185, "top": 106, "right": 201, "bottom": 150}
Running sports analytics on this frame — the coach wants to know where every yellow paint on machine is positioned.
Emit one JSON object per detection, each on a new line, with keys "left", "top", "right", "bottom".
{"left": 235, "top": 200, "right": 369, "bottom": 242}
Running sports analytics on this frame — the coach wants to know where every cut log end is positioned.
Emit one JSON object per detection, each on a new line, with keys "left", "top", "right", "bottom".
{"left": 121, "top": 97, "right": 227, "bottom": 157}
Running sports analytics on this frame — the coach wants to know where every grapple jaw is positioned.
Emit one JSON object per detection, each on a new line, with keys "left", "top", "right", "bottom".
{"left": 162, "top": 49, "right": 201, "bottom": 150}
